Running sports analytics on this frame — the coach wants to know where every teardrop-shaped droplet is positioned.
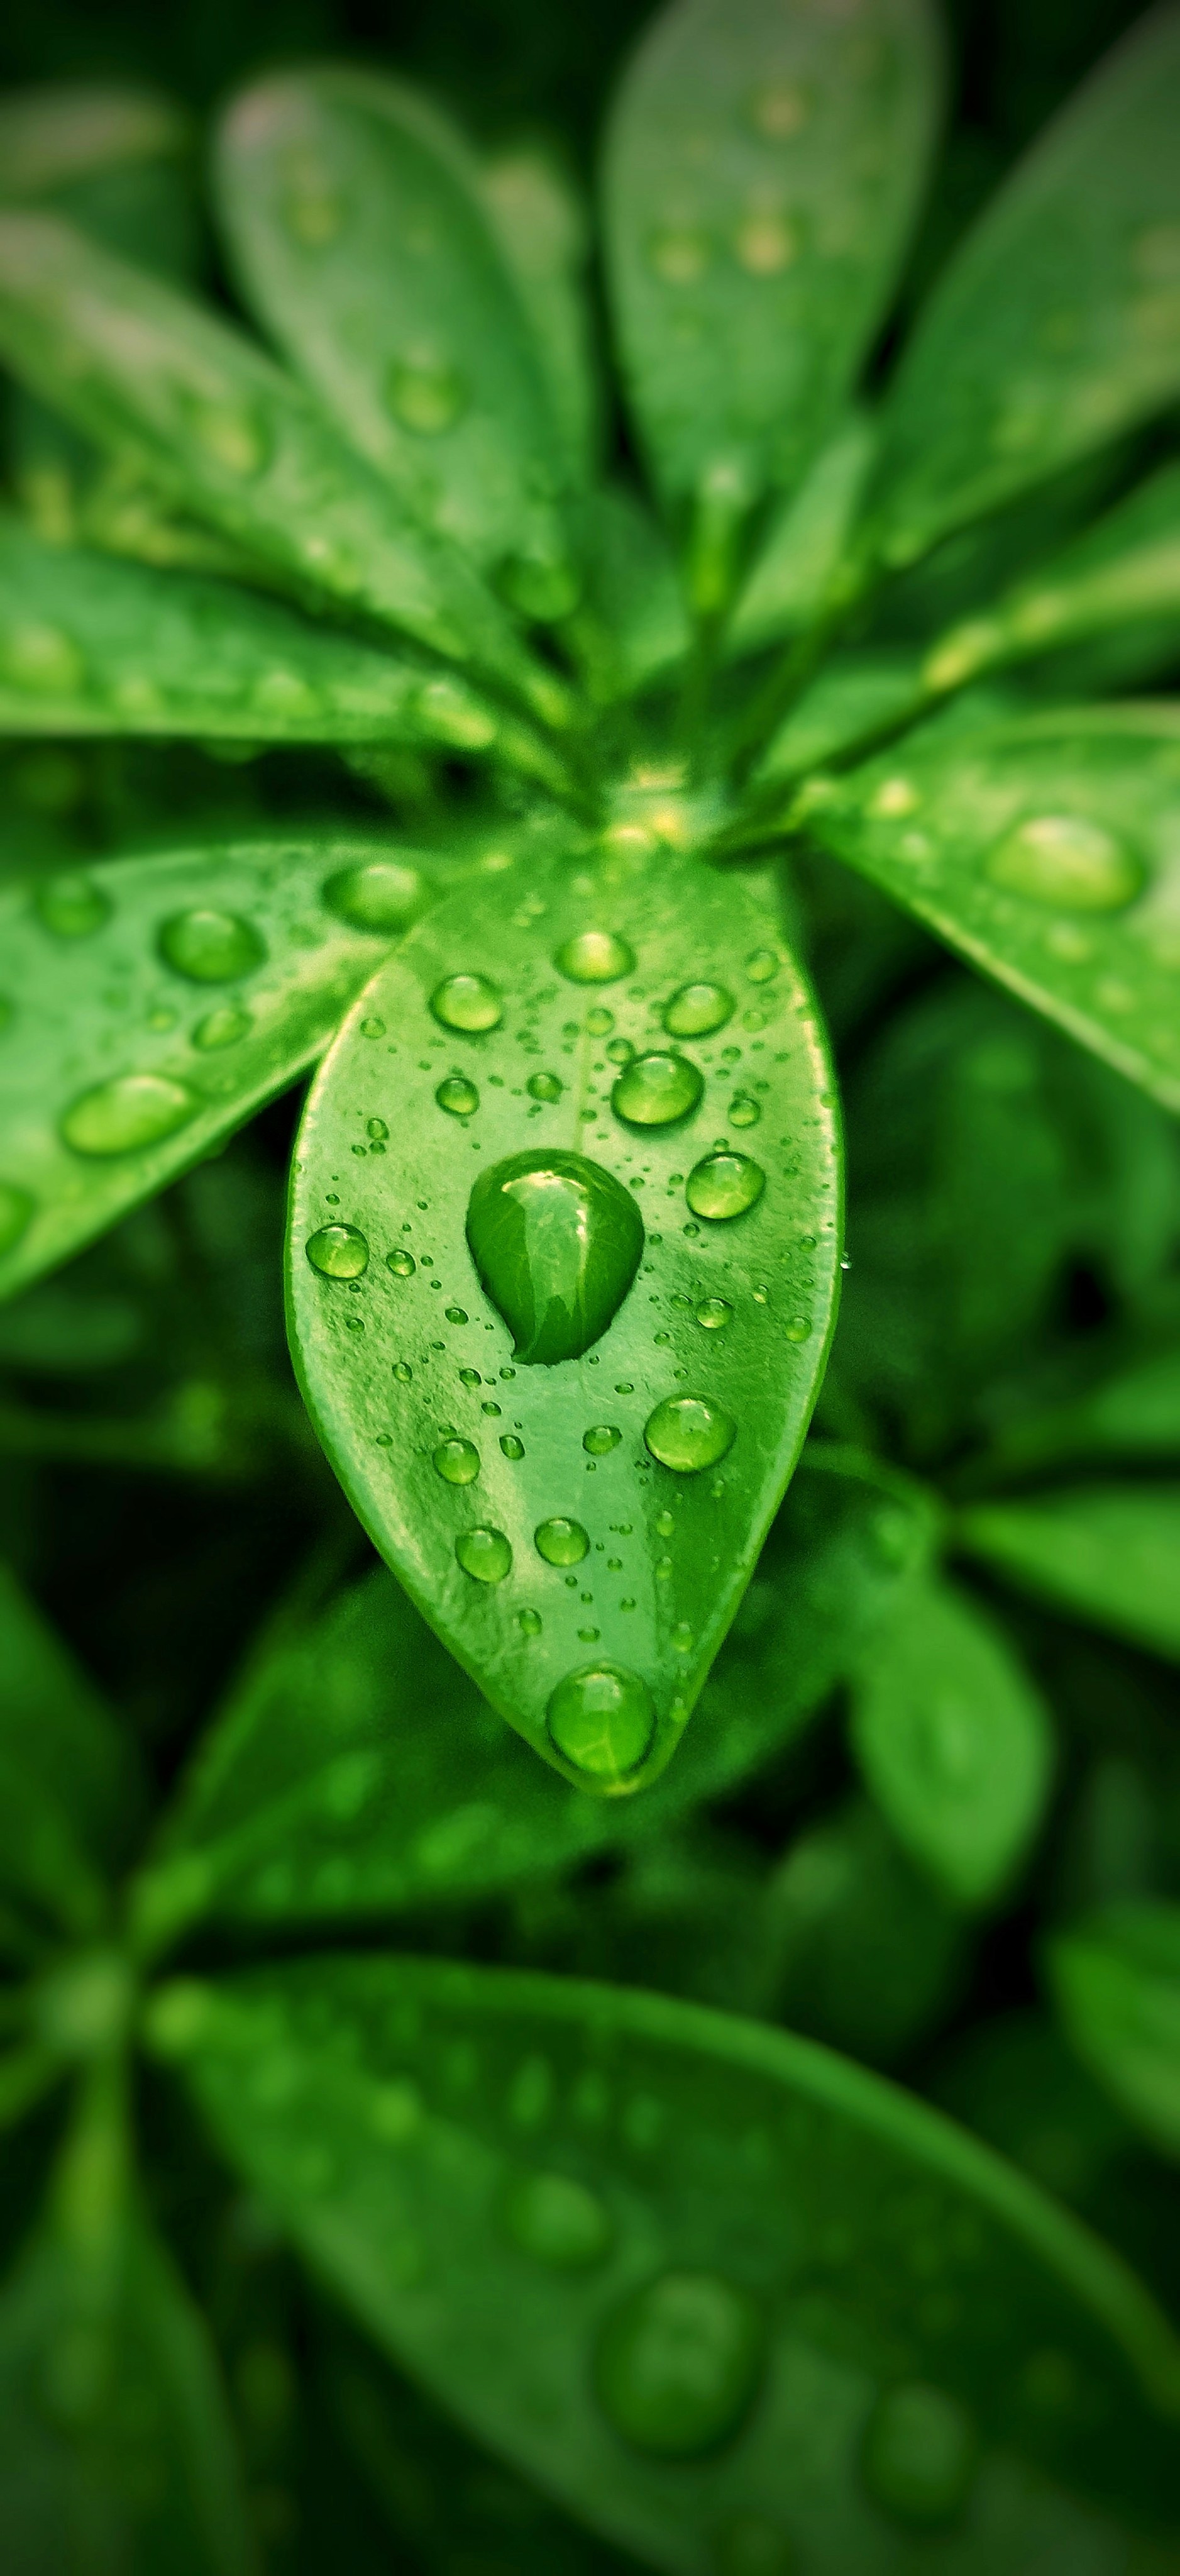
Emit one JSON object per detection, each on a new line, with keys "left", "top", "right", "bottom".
{"left": 0, "top": 1181, "right": 35, "bottom": 1255}
{"left": 60, "top": 1074, "right": 198, "bottom": 1158}
{"left": 583, "top": 1424, "right": 621, "bottom": 1455}
{"left": 437, "top": 1075, "right": 479, "bottom": 1118}
{"left": 594, "top": 2269, "right": 764, "bottom": 2455}
{"left": 192, "top": 1006, "right": 251, "bottom": 1051}
{"left": 984, "top": 815, "right": 1143, "bottom": 912}
{"left": 504, "top": 2170, "right": 612, "bottom": 2268}
{"left": 554, "top": 930, "right": 636, "bottom": 984}
{"left": 685, "top": 1151, "right": 764, "bottom": 1220}
{"left": 861, "top": 2383, "right": 977, "bottom": 2529}
{"left": 433, "top": 1437, "right": 480, "bottom": 1485}
{"left": 35, "top": 874, "right": 111, "bottom": 940}
{"left": 466, "top": 1150, "right": 644, "bottom": 1366}
{"left": 662, "top": 980, "right": 734, "bottom": 1038}
{"left": 612, "top": 1052, "right": 703, "bottom": 1130}
{"left": 431, "top": 973, "right": 503, "bottom": 1033}
{"left": 644, "top": 1395, "right": 735, "bottom": 1474}
{"left": 388, "top": 356, "right": 468, "bottom": 435}
{"left": 455, "top": 1525, "right": 512, "bottom": 1583}
{"left": 323, "top": 860, "right": 424, "bottom": 932}
{"left": 534, "top": 1517, "right": 589, "bottom": 1567}
{"left": 306, "top": 1223, "right": 369, "bottom": 1279}
{"left": 546, "top": 1662, "right": 656, "bottom": 1782}
{"left": 158, "top": 909, "right": 266, "bottom": 984}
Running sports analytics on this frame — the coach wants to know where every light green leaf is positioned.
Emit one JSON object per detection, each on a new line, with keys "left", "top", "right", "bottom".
{"left": 0, "top": 832, "right": 439, "bottom": 1300}
{"left": 957, "top": 1483, "right": 1180, "bottom": 1663}
{"left": 287, "top": 844, "right": 840, "bottom": 1794}
{"left": 727, "top": 412, "right": 878, "bottom": 663}
{"left": 129, "top": 1450, "right": 937, "bottom": 1955}
{"left": 478, "top": 147, "right": 600, "bottom": 488}
{"left": 575, "top": 487, "right": 691, "bottom": 701}
{"left": 1048, "top": 1903, "right": 1180, "bottom": 2162}
{"left": 850, "top": 1576, "right": 1055, "bottom": 1910}
{"left": 800, "top": 704, "right": 1180, "bottom": 1113}
{"left": 150, "top": 1955, "right": 1180, "bottom": 2569}
{"left": 603, "top": 0, "right": 940, "bottom": 601}
{"left": 0, "top": 84, "right": 189, "bottom": 201}
{"left": 215, "top": 70, "right": 578, "bottom": 614}
{"left": 0, "top": 210, "right": 561, "bottom": 718}
{"left": 872, "top": 8, "right": 1180, "bottom": 570}
{"left": 0, "top": 1562, "right": 141, "bottom": 1938}
{"left": 922, "top": 462, "right": 1180, "bottom": 698}
{"left": 755, "top": 645, "right": 926, "bottom": 787}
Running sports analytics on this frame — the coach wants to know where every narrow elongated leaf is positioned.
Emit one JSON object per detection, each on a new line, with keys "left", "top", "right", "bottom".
{"left": 0, "top": 1562, "right": 140, "bottom": 1937}
{"left": 577, "top": 489, "right": 691, "bottom": 700}
{"left": 0, "top": 210, "right": 560, "bottom": 716}
{"left": 478, "top": 148, "right": 599, "bottom": 488}
{"left": 850, "top": 1575, "right": 1054, "bottom": 1910}
{"left": 957, "top": 1484, "right": 1180, "bottom": 1662}
{"left": 872, "top": 8, "right": 1180, "bottom": 569}
{"left": 216, "top": 70, "right": 578, "bottom": 611}
{"left": 129, "top": 1451, "right": 937, "bottom": 1955}
{"left": 756, "top": 645, "right": 927, "bottom": 787}
{"left": 801, "top": 704, "right": 1180, "bottom": 1113}
{"left": 922, "top": 462, "right": 1180, "bottom": 697}
{"left": 0, "top": 85, "right": 189, "bottom": 200}
{"left": 287, "top": 845, "right": 840, "bottom": 1792}
{"left": 603, "top": 0, "right": 940, "bottom": 591}
{"left": 726, "top": 412, "right": 877, "bottom": 663}
{"left": 150, "top": 1956, "right": 1180, "bottom": 2570}
{"left": 972, "top": 1345, "right": 1180, "bottom": 1483}
{"left": 1048, "top": 1903, "right": 1180, "bottom": 2160}
{"left": 0, "top": 833, "right": 438, "bottom": 1300}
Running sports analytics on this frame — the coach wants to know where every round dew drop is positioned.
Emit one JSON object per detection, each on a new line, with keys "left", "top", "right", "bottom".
{"left": 527, "top": 1070, "right": 563, "bottom": 1104}
{"left": 613, "top": 1051, "right": 703, "bottom": 1130}
{"left": 746, "top": 948, "right": 780, "bottom": 984}
{"left": 583, "top": 1425, "right": 621, "bottom": 1455}
{"left": 861, "top": 2383, "right": 978, "bottom": 2529}
{"left": 554, "top": 930, "right": 636, "bottom": 984}
{"left": 306, "top": 1223, "right": 369, "bottom": 1279}
{"left": 663, "top": 981, "right": 734, "bottom": 1039}
{"left": 594, "top": 2270, "right": 764, "bottom": 2457}
{"left": 61, "top": 1074, "right": 198, "bottom": 1158}
{"left": 504, "top": 2171, "right": 612, "bottom": 2269}
{"left": 535, "top": 1517, "right": 589, "bottom": 1567}
{"left": 646, "top": 1396, "right": 735, "bottom": 1474}
{"left": 158, "top": 908, "right": 265, "bottom": 984}
{"left": 984, "top": 814, "right": 1143, "bottom": 912}
{"left": 388, "top": 357, "right": 468, "bottom": 435}
{"left": 433, "top": 1438, "right": 480, "bottom": 1486}
{"left": 35, "top": 874, "right": 111, "bottom": 939}
{"left": 729, "top": 1092, "right": 761, "bottom": 1130}
{"left": 0, "top": 1182, "right": 35, "bottom": 1256}
{"left": 455, "top": 1526, "right": 512, "bottom": 1584}
{"left": 500, "top": 1434, "right": 525, "bottom": 1460}
{"left": 323, "top": 860, "right": 424, "bottom": 932}
{"left": 686, "top": 1152, "right": 764, "bottom": 1221}
{"left": 547, "top": 1662, "right": 656, "bottom": 1782}
{"left": 431, "top": 972, "right": 503, "bottom": 1034}
{"left": 437, "top": 1075, "right": 479, "bottom": 1118}
{"left": 387, "top": 1248, "right": 416, "bottom": 1278}
{"left": 696, "top": 1296, "right": 732, "bottom": 1330}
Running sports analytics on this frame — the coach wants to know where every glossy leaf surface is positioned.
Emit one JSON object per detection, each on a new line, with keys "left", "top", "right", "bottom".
{"left": 216, "top": 70, "right": 577, "bottom": 605}
{"left": 153, "top": 1956, "right": 1180, "bottom": 2570}
{"left": 288, "top": 845, "right": 840, "bottom": 1792}
{"left": 872, "top": 8, "right": 1180, "bottom": 569}
{"left": 850, "top": 1575, "right": 1054, "bottom": 1911}
{"left": 802, "top": 705, "right": 1180, "bottom": 1113}
{"left": 957, "top": 1484, "right": 1180, "bottom": 1663}
{"left": 0, "top": 833, "right": 432, "bottom": 1300}
{"left": 1048, "top": 1903, "right": 1180, "bottom": 2161}
{"left": 603, "top": 0, "right": 940, "bottom": 563}
{"left": 0, "top": 1565, "right": 140, "bottom": 1939}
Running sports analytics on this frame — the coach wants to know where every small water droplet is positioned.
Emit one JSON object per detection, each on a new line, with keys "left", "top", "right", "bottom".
{"left": 645, "top": 1396, "right": 735, "bottom": 1474}
{"left": 466, "top": 1150, "right": 644, "bottom": 1365}
{"left": 306, "top": 1223, "right": 369, "bottom": 1279}
{"left": 518, "top": 1607, "right": 542, "bottom": 1636}
{"left": 431, "top": 972, "right": 503, "bottom": 1033}
{"left": 527, "top": 1070, "right": 563, "bottom": 1102}
{"left": 35, "top": 874, "right": 110, "bottom": 938}
{"left": 686, "top": 1151, "right": 764, "bottom": 1221}
{"left": 159, "top": 908, "right": 265, "bottom": 983}
{"left": 437, "top": 1074, "right": 479, "bottom": 1118}
{"left": 655, "top": 1510, "right": 675, "bottom": 1538}
{"left": 535, "top": 1517, "right": 589, "bottom": 1567}
{"left": 192, "top": 1004, "right": 252, "bottom": 1051}
{"left": 595, "top": 2270, "right": 764, "bottom": 2457}
{"left": 613, "top": 1051, "right": 703, "bottom": 1130}
{"left": 3, "top": 620, "right": 85, "bottom": 694}
{"left": 663, "top": 981, "right": 734, "bottom": 1038}
{"left": 187, "top": 398, "right": 270, "bottom": 477}
{"left": 434, "top": 1437, "right": 480, "bottom": 1485}
{"left": 547, "top": 1662, "right": 656, "bottom": 1781}
{"left": 445, "top": 1306, "right": 468, "bottom": 1327}
{"left": 695, "top": 1296, "right": 733, "bottom": 1329}
{"left": 729, "top": 1092, "right": 761, "bottom": 1129}
{"left": 393, "top": 1360, "right": 413, "bottom": 1382}
{"left": 555, "top": 930, "right": 636, "bottom": 984}
{"left": 747, "top": 78, "right": 809, "bottom": 139}
{"left": 583, "top": 1424, "right": 621, "bottom": 1455}
{"left": 504, "top": 2170, "right": 612, "bottom": 2267}
{"left": 500, "top": 1433, "right": 525, "bottom": 1460}
{"left": 861, "top": 2383, "right": 977, "bottom": 2528}
{"left": 984, "top": 815, "right": 1143, "bottom": 912}
{"left": 649, "top": 226, "right": 712, "bottom": 284}
{"left": 387, "top": 1248, "right": 416, "bottom": 1279}
{"left": 785, "top": 1315, "right": 812, "bottom": 1342}
{"left": 0, "top": 1181, "right": 35, "bottom": 1255}
{"left": 733, "top": 211, "right": 799, "bottom": 275}
{"left": 61, "top": 1073, "right": 198, "bottom": 1158}
{"left": 606, "top": 1038, "right": 634, "bottom": 1065}
{"left": 388, "top": 355, "right": 468, "bottom": 434}
{"left": 361, "top": 1016, "right": 386, "bottom": 1038}
{"left": 459, "top": 1366, "right": 480, "bottom": 1387}
{"left": 746, "top": 948, "right": 780, "bottom": 985}
{"left": 324, "top": 860, "right": 424, "bottom": 931}
{"left": 585, "top": 1005, "right": 614, "bottom": 1036}
{"left": 455, "top": 1526, "right": 512, "bottom": 1582}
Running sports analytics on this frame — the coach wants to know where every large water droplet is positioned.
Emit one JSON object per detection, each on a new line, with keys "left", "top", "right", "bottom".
{"left": 388, "top": 356, "right": 468, "bottom": 435}
{"left": 193, "top": 1005, "right": 251, "bottom": 1051}
{"left": 535, "top": 1517, "right": 588, "bottom": 1567}
{"left": 0, "top": 1181, "right": 35, "bottom": 1255}
{"left": 504, "top": 2171, "right": 612, "bottom": 2268}
{"left": 554, "top": 930, "right": 636, "bottom": 985}
{"left": 613, "top": 1052, "right": 703, "bottom": 1130}
{"left": 984, "top": 814, "right": 1143, "bottom": 912}
{"left": 663, "top": 981, "right": 734, "bottom": 1038}
{"left": 686, "top": 1152, "right": 764, "bottom": 1221}
{"left": 434, "top": 1437, "right": 480, "bottom": 1485}
{"left": 645, "top": 1395, "right": 735, "bottom": 1474}
{"left": 455, "top": 1525, "right": 512, "bottom": 1583}
{"left": 431, "top": 973, "right": 503, "bottom": 1033}
{"left": 861, "top": 2383, "right": 977, "bottom": 2528}
{"left": 547, "top": 1662, "right": 656, "bottom": 1782}
{"left": 714, "top": 2516, "right": 797, "bottom": 2576}
{"left": 583, "top": 1424, "right": 621, "bottom": 1455}
{"left": 437, "top": 1074, "right": 479, "bottom": 1118}
{"left": 306, "top": 1222, "right": 370, "bottom": 1279}
{"left": 60, "top": 1074, "right": 198, "bottom": 1158}
{"left": 3, "top": 621, "right": 85, "bottom": 694}
{"left": 466, "top": 1150, "right": 644, "bottom": 1365}
{"left": 323, "top": 860, "right": 424, "bottom": 932}
{"left": 594, "top": 2270, "right": 764, "bottom": 2456}
{"left": 158, "top": 908, "right": 265, "bottom": 983}
{"left": 35, "top": 874, "right": 110, "bottom": 939}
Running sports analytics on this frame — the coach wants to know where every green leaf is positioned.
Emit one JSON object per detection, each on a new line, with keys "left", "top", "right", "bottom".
{"left": 150, "top": 1955, "right": 1180, "bottom": 2567}
{"left": 957, "top": 1483, "right": 1180, "bottom": 1663}
{"left": 603, "top": 0, "right": 940, "bottom": 604}
{"left": 129, "top": 1450, "right": 938, "bottom": 1955}
{"left": 287, "top": 844, "right": 841, "bottom": 1793}
{"left": 969, "top": 1343, "right": 1180, "bottom": 1485}
{"left": 726, "top": 412, "right": 878, "bottom": 664}
{"left": 0, "top": 1562, "right": 141, "bottom": 1938}
{"left": 0, "top": 515, "right": 561, "bottom": 783}
{"left": 0, "top": 831, "right": 439, "bottom": 1300}
{"left": 769, "top": 1794, "right": 969, "bottom": 2066}
{"left": 755, "top": 645, "right": 927, "bottom": 787}
{"left": 214, "top": 70, "right": 579, "bottom": 614}
{"left": 871, "top": 9, "right": 1180, "bottom": 571}
{"left": 478, "top": 147, "right": 600, "bottom": 489}
{"left": 0, "top": 2065, "right": 257, "bottom": 2575}
{"left": 575, "top": 488, "right": 690, "bottom": 701}
{"left": 801, "top": 704, "right": 1180, "bottom": 1113}
{"left": 0, "top": 210, "right": 562, "bottom": 718}
{"left": 1047, "top": 1903, "right": 1180, "bottom": 2162}
{"left": 849, "top": 1575, "right": 1055, "bottom": 1911}
{"left": 0, "top": 84, "right": 189, "bottom": 201}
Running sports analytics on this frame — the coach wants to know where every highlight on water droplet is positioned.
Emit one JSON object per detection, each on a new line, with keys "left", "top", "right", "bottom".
{"left": 535, "top": 1517, "right": 589, "bottom": 1567}
{"left": 504, "top": 2170, "right": 613, "bottom": 2269}
{"left": 645, "top": 1395, "right": 736, "bottom": 1474}
{"left": 984, "top": 814, "right": 1144, "bottom": 912}
{"left": 861, "top": 2382, "right": 978, "bottom": 2529}
{"left": 306, "top": 1222, "right": 370, "bottom": 1279}
{"left": 0, "top": 1181, "right": 35, "bottom": 1257}
{"left": 583, "top": 1424, "right": 621, "bottom": 1455}
{"left": 35, "top": 874, "right": 111, "bottom": 939}
{"left": 649, "top": 226, "right": 712, "bottom": 285}
{"left": 662, "top": 981, "right": 734, "bottom": 1038}
{"left": 433, "top": 1437, "right": 480, "bottom": 1486}
{"left": 431, "top": 972, "right": 503, "bottom": 1033}
{"left": 387, "top": 1247, "right": 416, "bottom": 1278}
{"left": 527, "top": 1071, "right": 563, "bottom": 1103}
{"left": 695, "top": 1296, "right": 732, "bottom": 1330}
{"left": 554, "top": 930, "right": 636, "bottom": 985}
{"left": 192, "top": 1005, "right": 251, "bottom": 1051}
{"left": 612, "top": 1051, "right": 703, "bottom": 1130}
{"left": 437, "top": 1074, "right": 479, "bottom": 1118}
{"left": 685, "top": 1151, "right": 764, "bottom": 1221}
{"left": 546, "top": 1662, "right": 656, "bottom": 1783}
{"left": 388, "top": 354, "right": 468, "bottom": 435}
{"left": 455, "top": 1525, "right": 512, "bottom": 1583}
{"left": 466, "top": 1150, "right": 644, "bottom": 1365}
{"left": 745, "top": 948, "right": 780, "bottom": 984}
{"left": 158, "top": 908, "right": 266, "bottom": 984}
{"left": 323, "top": 859, "right": 424, "bottom": 931}
{"left": 594, "top": 2269, "right": 764, "bottom": 2456}
{"left": 60, "top": 1073, "right": 198, "bottom": 1158}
